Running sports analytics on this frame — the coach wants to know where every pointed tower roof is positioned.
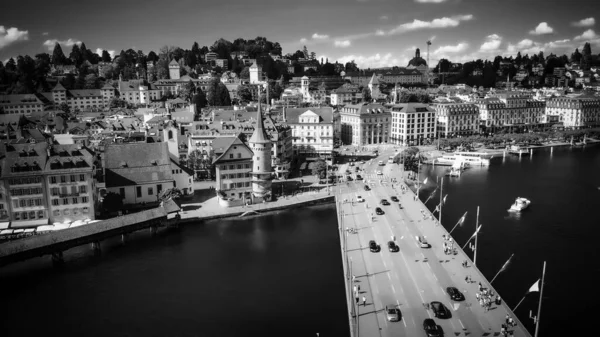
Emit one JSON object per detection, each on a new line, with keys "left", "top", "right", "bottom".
{"left": 369, "top": 73, "right": 379, "bottom": 85}
{"left": 169, "top": 59, "right": 179, "bottom": 66}
{"left": 52, "top": 82, "right": 67, "bottom": 91}
{"left": 250, "top": 62, "right": 259, "bottom": 69}
{"left": 248, "top": 100, "right": 270, "bottom": 144}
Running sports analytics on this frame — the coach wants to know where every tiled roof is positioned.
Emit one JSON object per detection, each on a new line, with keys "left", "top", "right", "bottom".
{"left": 212, "top": 136, "right": 252, "bottom": 165}
{"left": 388, "top": 103, "right": 435, "bottom": 114}
{"left": 104, "top": 142, "right": 174, "bottom": 187}
{"left": 284, "top": 107, "right": 334, "bottom": 124}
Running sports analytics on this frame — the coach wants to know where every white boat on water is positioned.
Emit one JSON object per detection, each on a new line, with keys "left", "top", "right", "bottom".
{"left": 508, "top": 197, "right": 531, "bottom": 212}
{"left": 435, "top": 152, "right": 493, "bottom": 167}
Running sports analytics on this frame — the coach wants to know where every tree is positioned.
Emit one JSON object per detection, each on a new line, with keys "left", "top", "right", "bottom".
{"left": 52, "top": 42, "right": 67, "bottom": 65}
{"left": 70, "top": 44, "right": 83, "bottom": 67}
{"left": 345, "top": 60, "right": 359, "bottom": 72}
{"left": 271, "top": 83, "right": 283, "bottom": 100}
{"left": 147, "top": 51, "right": 159, "bottom": 63}
{"left": 58, "top": 102, "right": 70, "bottom": 114}
{"left": 84, "top": 73, "right": 99, "bottom": 89}
{"left": 362, "top": 87, "right": 372, "bottom": 102}
{"left": 237, "top": 84, "right": 253, "bottom": 102}
{"left": 311, "top": 160, "right": 327, "bottom": 179}
{"left": 109, "top": 97, "right": 128, "bottom": 109}
{"left": 102, "top": 192, "right": 124, "bottom": 214}
{"left": 218, "top": 82, "right": 232, "bottom": 106}
{"left": 581, "top": 42, "right": 593, "bottom": 70}
{"left": 302, "top": 45, "right": 309, "bottom": 59}
{"left": 571, "top": 48, "right": 582, "bottom": 64}
{"left": 240, "top": 66, "right": 250, "bottom": 79}
{"left": 101, "top": 50, "right": 112, "bottom": 62}
{"left": 192, "top": 89, "right": 208, "bottom": 115}
{"left": 179, "top": 79, "right": 196, "bottom": 101}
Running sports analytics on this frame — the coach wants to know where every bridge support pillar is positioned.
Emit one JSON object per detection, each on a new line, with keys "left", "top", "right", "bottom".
{"left": 121, "top": 234, "right": 128, "bottom": 245}
{"left": 91, "top": 241, "right": 101, "bottom": 255}
{"left": 150, "top": 226, "right": 158, "bottom": 236}
{"left": 51, "top": 251, "right": 64, "bottom": 266}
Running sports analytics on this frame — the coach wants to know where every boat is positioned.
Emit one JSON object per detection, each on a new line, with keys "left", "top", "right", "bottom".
{"left": 434, "top": 151, "right": 493, "bottom": 167}
{"left": 508, "top": 145, "right": 531, "bottom": 156}
{"left": 446, "top": 160, "right": 465, "bottom": 177}
{"left": 508, "top": 197, "right": 531, "bottom": 212}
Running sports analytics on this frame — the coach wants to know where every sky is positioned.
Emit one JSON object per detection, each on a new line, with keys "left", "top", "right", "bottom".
{"left": 1, "top": 0, "right": 600, "bottom": 69}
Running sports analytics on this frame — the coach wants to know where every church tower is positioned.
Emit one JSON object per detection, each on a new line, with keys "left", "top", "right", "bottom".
{"left": 249, "top": 98, "right": 273, "bottom": 202}
{"left": 415, "top": 48, "right": 421, "bottom": 58}
{"left": 368, "top": 73, "right": 380, "bottom": 101}
{"left": 301, "top": 76, "right": 310, "bottom": 101}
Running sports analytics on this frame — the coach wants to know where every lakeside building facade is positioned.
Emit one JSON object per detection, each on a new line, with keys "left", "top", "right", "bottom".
{"left": 0, "top": 142, "right": 96, "bottom": 228}
{"left": 283, "top": 107, "right": 335, "bottom": 159}
{"left": 545, "top": 97, "right": 600, "bottom": 129}
{"left": 389, "top": 103, "right": 436, "bottom": 146}
{"left": 330, "top": 84, "right": 362, "bottom": 106}
{"left": 475, "top": 92, "right": 546, "bottom": 132}
{"left": 434, "top": 103, "right": 480, "bottom": 138}
{"left": 339, "top": 103, "right": 391, "bottom": 145}
{"left": 212, "top": 135, "right": 254, "bottom": 207}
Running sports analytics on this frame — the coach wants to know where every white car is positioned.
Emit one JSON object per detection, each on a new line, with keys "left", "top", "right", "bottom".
{"left": 376, "top": 171, "right": 383, "bottom": 175}
{"left": 357, "top": 196, "right": 365, "bottom": 203}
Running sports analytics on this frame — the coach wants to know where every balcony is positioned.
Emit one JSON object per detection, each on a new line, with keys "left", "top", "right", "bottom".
{"left": 59, "top": 192, "right": 80, "bottom": 198}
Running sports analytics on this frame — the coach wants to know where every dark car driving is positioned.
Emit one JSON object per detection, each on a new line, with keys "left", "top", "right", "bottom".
{"left": 387, "top": 241, "right": 399, "bottom": 252}
{"left": 369, "top": 240, "right": 380, "bottom": 252}
{"left": 356, "top": 174, "right": 363, "bottom": 180}
{"left": 380, "top": 199, "right": 390, "bottom": 206}
{"left": 375, "top": 207, "right": 384, "bottom": 215}
{"left": 364, "top": 185, "right": 371, "bottom": 191}
{"left": 430, "top": 301, "right": 451, "bottom": 319}
{"left": 390, "top": 196, "right": 399, "bottom": 202}
{"left": 446, "top": 287, "right": 465, "bottom": 301}
{"left": 423, "top": 318, "right": 442, "bottom": 337}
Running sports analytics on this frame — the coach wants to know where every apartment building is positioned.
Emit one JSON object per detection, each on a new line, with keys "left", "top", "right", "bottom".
{"left": 434, "top": 103, "right": 480, "bottom": 138}
{"left": 340, "top": 103, "right": 391, "bottom": 145}
{"left": 389, "top": 103, "right": 436, "bottom": 146}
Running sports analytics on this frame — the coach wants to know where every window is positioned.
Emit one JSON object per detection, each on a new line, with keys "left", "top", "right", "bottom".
{"left": 229, "top": 153, "right": 234, "bottom": 159}
{"left": 70, "top": 175, "right": 76, "bottom": 182}
{"left": 60, "top": 176, "right": 66, "bottom": 183}
{"left": 19, "top": 200, "right": 26, "bottom": 207}
{"left": 72, "top": 197, "right": 78, "bottom": 204}
{"left": 148, "top": 187, "right": 154, "bottom": 195}
{"left": 35, "top": 199, "right": 42, "bottom": 206}
{"left": 14, "top": 212, "right": 20, "bottom": 220}
{"left": 63, "top": 198, "right": 69, "bottom": 205}
{"left": 157, "top": 184, "right": 162, "bottom": 194}
{"left": 136, "top": 186, "right": 142, "bottom": 198}
{"left": 52, "top": 199, "right": 59, "bottom": 206}
{"left": 237, "top": 153, "right": 241, "bottom": 159}
{"left": 120, "top": 188, "right": 125, "bottom": 197}
{"left": 29, "top": 211, "right": 36, "bottom": 219}
{"left": 37, "top": 210, "right": 44, "bottom": 218}
{"left": 79, "top": 186, "right": 87, "bottom": 194}
{"left": 82, "top": 197, "right": 88, "bottom": 203}
{"left": 80, "top": 174, "right": 85, "bottom": 181}
{"left": 51, "top": 176, "right": 57, "bottom": 184}
{"left": 22, "top": 212, "right": 28, "bottom": 220}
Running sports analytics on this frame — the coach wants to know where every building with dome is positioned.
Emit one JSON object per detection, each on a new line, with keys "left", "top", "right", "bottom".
{"left": 408, "top": 48, "right": 427, "bottom": 67}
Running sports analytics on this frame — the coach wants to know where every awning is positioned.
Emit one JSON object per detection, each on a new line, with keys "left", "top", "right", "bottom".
{"left": 0, "top": 222, "right": 10, "bottom": 230}
{"left": 11, "top": 219, "right": 49, "bottom": 228}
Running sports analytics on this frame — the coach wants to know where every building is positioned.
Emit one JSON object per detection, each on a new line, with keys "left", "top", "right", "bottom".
{"left": 248, "top": 103, "right": 273, "bottom": 202}
{"left": 204, "top": 52, "right": 219, "bottom": 62}
{"left": 434, "top": 103, "right": 480, "bottom": 138}
{"left": 389, "top": 103, "right": 436, "bottom": 146}
{"left": 215, "top": 59, "right": 229, "bottom": 69}
{"left": 330, "top": 83, "right": 362, "bottom": 106}
{"left": 0, "top": 142, "right": 96, "bottom": 228}
{"left": 283, "top": 107, "right": 334, "bottom": 158}
{"left": 344, "top": 68, "right": 424, "bottom": 86}
{"left": 545, "top": 97, "right": 600, "bottom": 129}
{"left": 103, "top": 143, "right": 175, "bottom": 205}
{"left": 0, "top": 94, "right": 47, "bottom": 115}
{"left": 169, "top": 59, "right": 181, "bottom": 80}
{"left": 339, "top": 103, "right": 391, "bottom": 145}
{"left": 50, "top": 83, "right": 116, "bottom": 111}
{"left": 250, "top": 63, "right": 263, "bottom": 84}
{"left": 212, "top": 135, "right": 254, "bottom": 207}
{"left": 476, "top": 92, "right": 547, "bottom": 132}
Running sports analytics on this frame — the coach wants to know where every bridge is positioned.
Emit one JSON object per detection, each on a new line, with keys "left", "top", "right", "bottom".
{"left": 334, "top": 146, "right": 531, "bottom": 337}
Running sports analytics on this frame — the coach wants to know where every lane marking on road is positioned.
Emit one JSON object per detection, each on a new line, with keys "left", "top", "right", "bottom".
{"left": 450, "top": 321, "right": 456, "bottom": 330}
{"left": 458, "top": 319, "right": 465, "bottom": 329}
{"left": 387, "top": 273, "right": 392, "bottom": 281}
{"left": 391, "top": 285, "right": 396, "bottom": 294}
{"left": 403, "top": 319, "right": 407, "bottom": 327}
{"left": 440, "top": 286, "right": 445, "bottom": 293}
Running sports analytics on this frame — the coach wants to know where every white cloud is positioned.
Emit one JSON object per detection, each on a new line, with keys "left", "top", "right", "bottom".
{"left": 375, "top": 30, "right": 385, "bottom": 36}
{"left": 336, "top": 53, "right": 410, "bottom": 69}
{"left": 334, "top": 40, "right": 351, "bottom": 48}
{"left": 42, "top": 32, "right": 49, "bottom": 36}
{"left": 312, "top": 33, "right": 329, "bottom": 40}
{"left": 529, "top": 22, "right": 554, "bottom": 35}
{"left": 96, "top": 48, "right": 116, "bottom": 59}
{"left": 574, "top": 29, "right": 597, "bottom": 40}
{"left": 415, "top": 0, "right": 447, "bottom": 3}
{"left": 43, "top": 38, "right": 82, "bottom": 50}
{"left": 380, "top": 15, "right": 388, "bottom": 20}
{"left": 479, "top": 34, "right": 502, "bottom": 51}
{"left": 300, "top": 38, "right": 308, "bottom": 43}
{"left": 433, "top": 42, "right": 469, "bottom": 54}
{"left": 572, "top": 17, "right": 595, "bottom": 27}
{"left": 0, "top": 26, "right": 29, "bottom": 49}
{"left": 388, "top": 14, "right": 473, "bottom": 35}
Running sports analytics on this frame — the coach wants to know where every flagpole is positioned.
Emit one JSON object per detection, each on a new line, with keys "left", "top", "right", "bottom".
{"left": 449, "top": 211, "right": 466, "bottom": 234}
{"left": 439, "top": 176, "right": 443, "bottom": 226}
{"left": 513, "top": 295, "right": 527, "bottom": 312}
{"left": 534, "top": 261, "right": 547, "bottom": 337}
{"left": 490, "top": 253, "right": 514, "bottom": 284}
{"left": 474, "top": 206, "right": 480, "bottom": 266}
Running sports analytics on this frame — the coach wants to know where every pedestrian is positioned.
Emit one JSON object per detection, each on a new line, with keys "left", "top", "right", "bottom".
{"left": 479, "top": 282, "right": 483, "bottom": 291}
{"left": 357, "top": 284, "right": 360, "bottom": 292}
{"left": 352, "top": 275, "right": 356, "bottom": 282}
{"left": 465, "top": 276, "right": 469, "bottom": 283}
{"left": 505, "top": 314, "right": 510, "bottom": 324}
{"left": 362, "top": 296, "right": 366, "bottom": 306}
{"left": 356, "top": 296, "right": 359, "bottom": 304}
{"left": 353, "top": 285, "right": 357, "bottom": 293}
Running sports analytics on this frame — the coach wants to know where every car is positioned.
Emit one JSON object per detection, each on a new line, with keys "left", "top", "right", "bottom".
{"left": 355, "top": 166, "right": 360, "bottom": 172}
{"left": 398, "top": 203, "right": 403, "bottom": 209}
{"left": 369, "top": 240, "right": 380, "bottom": 252}
{"left": 347, "top": 176, "right": 353, "bottom": 181}
{"left": 378, "top": 160, "right": 385, "bottom": 166}
{"left": 375, "top": 207, "right": 384, "bottom": 215}
{"left": 446, "top": 287, "right": 465, "bottom": 301}
{"left": 391, "top": 196, "right": 399, "bottom": 202}
{"left": 417, "top": 235, "right": 430, "bottom": 248}
{"left": 385, "top": 305, "right": 401, "bottom": 322}
{"left": 360, "top": 161, "right": 365, "bottom": 164}
{"left": 356, "top": 196, "right": 365, "bottom": 203}
{"left": 345, "top": 170, "right": 351, "bottom": 175}
{"left": 430, "top": 301, "right": 452, "bottom": 319}
{"left": 380, "top": 199, "right": 390, "bottom": 206}
{"left": 376, "top": 171, "right": 383, "bottom": 175}
{"left": 364, "top": 185, "right": 371, "bottom": 191}
{"left": 356, "top": 175, "right": 363, "bottom": 180}
{"left": 423, "top": 318, "right": 442, "bottom": 337}
{"left": 387, "top": 241, "right": 399, "bottom": 252}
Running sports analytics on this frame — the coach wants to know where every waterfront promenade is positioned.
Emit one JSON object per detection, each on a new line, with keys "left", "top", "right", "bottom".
{"left": 336, "top": 149, "right": 531, "bottom": 337}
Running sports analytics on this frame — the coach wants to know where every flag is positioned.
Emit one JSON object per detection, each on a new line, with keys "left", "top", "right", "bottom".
{"left": 498, "top": 254, "right": 514, "bottom": 274}
{"left": 423, "top": 178, "right": 428, "bottom": 185}
{"left": 443, "top": 195, "right": 448, "bottom": 204}
{"left": 468, "top": 225, "right": 482, "bottom": 241}
{"left": 434, "top": 205, "right": 440, "bottom": 213}
{"left": 528, "top": 279, "right": 540, "bottom": 293}
{"left": 457, "top": 212, "right": 467, "bottom": 227}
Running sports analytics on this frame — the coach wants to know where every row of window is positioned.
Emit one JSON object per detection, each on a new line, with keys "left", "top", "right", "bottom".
{"left": 52, "top": 207, "right": 89, "bottom": 217}
{"left": 50, "top": 174, "right": 87, "bottom": 184}
{"left": 10, "top": 188, "right": 43, "bottom": 196}
{"left": 136, "top": 185, "right": 162, "bottom": 198}
{"left": 51, "top": 197, "right": 89, "bottom": 206}
{"left": 8, "top": 177, "right": 42, "bottom": 185}
{"left": 50, "top": 186, "right": 87, "bottom": 196}
{"left": 13, "top": 210, "right": 46, "bottom": 221}
{"left": 223, "top": 182, "right": 252, "bottom": 189}
{"left": 13, "top": 198, "right": 43, "bottom": 208}
{"left": 221, "top": 173, "right": 251, "bottom": 180}
{"left": 221, "top": 163, "right": 251, "bottom": 170}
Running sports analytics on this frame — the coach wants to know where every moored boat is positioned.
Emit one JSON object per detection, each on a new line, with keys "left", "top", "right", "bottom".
{"left": 508, "top": 197, "right": 531, "bottom": 212}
